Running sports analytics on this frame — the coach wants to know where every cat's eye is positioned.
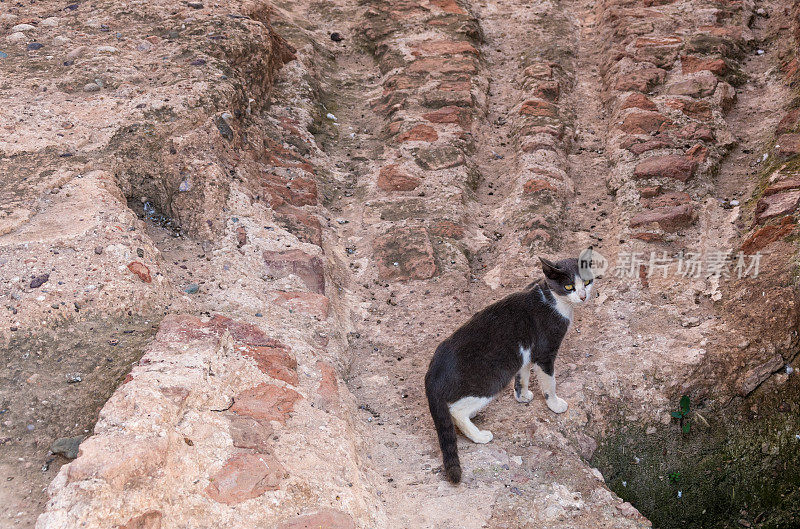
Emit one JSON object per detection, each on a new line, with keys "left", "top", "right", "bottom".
{"left": 585, "top": 279, "right": 593, "bottom": 285}
{"left": 564, "top": 284, "right": 574, "bottom": 290}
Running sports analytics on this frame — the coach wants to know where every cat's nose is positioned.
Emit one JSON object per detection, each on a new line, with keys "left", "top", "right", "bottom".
{"left": 579, "top": 291, "right": 587, "bottom": 301}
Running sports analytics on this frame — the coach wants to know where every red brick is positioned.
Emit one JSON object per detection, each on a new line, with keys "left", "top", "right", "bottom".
{"left": 429, "top": 219, "right": 466, "bottom": 239}
{"left": 519, "top": 99, "right": 559, "bottom": 118}
{"left": 262, "top": 174, "right": 317, "bottom": 208}
{"left": 614, "top": 68, "right": 666, "bottom": 92}
{"left": 227, "top": 415, "right": 274, "bottom": 451}
{"left": 639, "top": 185, "right": 662, "bottom": 198}
{"left": 620, "top": 93, "right": 657, "bottom": 111}
{"left": 532, "top": 80, "right": 560, "bottom": 101}
{"left": 276, "top": 509, "right": 356, "bottom": 529}
{"left": 624, "top": 137, "right": 674, "bottom": 155}
{"left": 630, "top": 203, "right": 696, "bottom": 231}
{"left": 240, "top": 342, "right": 298, "bottom": 386}
{"left": 686, "top": 143, "right": 708, "bottom": 164}
{"left": 205, "top": 453, "right": 285, "bottom": 505}
{"left": 406, "top": 56, "right": 476, "bottom": 75}
{"left": 618, "top": 111, "right": 672, "bottom": 135}
{"left": 422, "top": 106, "right": 472, "bottom": 128}
{"left": 377, "top": 164, "right": 421, "bottom": 191}
{"left": 273, "top": 206, "right": 323, "bottom": 247}
{"left": 678, "top": 122, "right": 714, "bottom": 141}
{"left": 412, "top": 40, "right": 478, "bottom": 56}
{"left": 681, "top": 55, "right": 727, "bottom": 75}
{"left": 666, "top": 72, "right": 718, "bottom": 97}
{"left": 523, "top": 179, "right": 558, "bottom": 194}
{"left": 263, "top": 249, "right": 325, "bottom": 295}
{"left": 633, "top": 155, "right": 697, "bottom": 182}
{"left": 754, "top": 190, "right": 800, "bottom": 224}
{"left": 764, "top": 177, "right": 800, "bottom": 196}
{"left": 269, "top": 291, "right": 330, "bottom": 320}
{"left": 396, "top": 124, "right": 439, "bottom": 143}
{"left": 373, "top": 227, "right": 437, "bottom": 281}
{"left": 127, "top": 262, "right": 152, "bottom": 283}
{"left": 777, "top": 108, "right": 800, "bottom": 134}
{"left": 742, "top": 216, "right": 796, "bottom": 253}
{"left": 775, "top": 133, "right": 800, "bottom": 158}
{"left": 231, "top": 384, "right": 302, "bottom": 423}
{"left": 208, "top": 315, "right": 272, "bottom": 346}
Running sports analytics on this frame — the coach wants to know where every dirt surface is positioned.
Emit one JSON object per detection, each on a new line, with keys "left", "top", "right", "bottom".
{"left": 2, "top": 0, "right": 800, "bottom": 527}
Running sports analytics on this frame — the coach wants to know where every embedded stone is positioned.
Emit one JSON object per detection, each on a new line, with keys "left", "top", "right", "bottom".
{"left": 396, "top": 124, "right": 438, "bottom": 143}
{"left": 263, "top": 249, "right": 325, "bottom": 295}
{"left": 373, "top": 226, "right": 437, "bottom": 281}
{"left": 422, "top": 106, "right": 472, "bottom": 128}
{"left": 764, "top": 177, "right": 800, "bottom": 196}
{"left": 666, "top": 71, "right": 718, "bottom": 97}
{"left": 519, "top": 99, "right": 558, "bottom": 118}
{"left": 412, "top": 40, "right": 478, "bottom": 56}
{"left": 630, "top": 203, "right": 695, "bottom": 231}
{"left": 633, "top": 155, "right": 697, "bottom": 182}
{"left": 429, "top": 219, "right": 465, "bottom": 239}
{"left": 276, "top": 509, "right": 356, "bottom": 529}
{"left": 377, "top": 164, "right": 421, "bottom": 191}
{"left": 681, "top": 55, "right": 727, "bottom": 75}
{"left": 624, "top": 137, "right": 674, "bottom": 155}
{"left": 618, "top": 111, "right": 672, "bottom": 135}
{"left": 227, "top": 414, "right": 274, "bottom": 451}
{"left": 775, "top": 134, "right": 800, "bottom": 159}
{"left": 614, "top": 68, "right": 666, "bottom": 92}
{"left": 777, "top": 108, "right": 800, "bottom": 134}
{"left": 523, "top": 179, "right": 558, "bottom": 194}
{"left": 241, "top": 341, "right": 298, "bottom": 386}
{"left": 269, "top": 291, "right": 330, "bottom": 320}
{"left": 67, "top": 435, "right": 168, "bottom": 490}
{"left": 620, "top": 93, "right": 657, "bottom": 112}
{"left": 230, "top": 383, "right": 302, "bottom": 423}
{"left": 741, "top": 216, "right": 795, "bottom": 253}
{"left": 754, "top": 190, "right": 800, "bottom": 223}
{"left": 127, "top": 262, "right": 152, "bottom": 283}
{"left": 205, "top": 453, "right": 285, "bottom": 505}
{"left": 413, "top": 145, "right": 464, "bottom": 170}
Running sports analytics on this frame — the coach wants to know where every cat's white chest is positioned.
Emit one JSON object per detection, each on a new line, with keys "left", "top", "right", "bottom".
{"left": 553, "top": 295, "right": 573, "bottom": 321}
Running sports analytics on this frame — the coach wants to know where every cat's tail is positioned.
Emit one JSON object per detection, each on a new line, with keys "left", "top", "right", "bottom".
{"left": 425, "top": 370, "right": 461, "bottom": 484}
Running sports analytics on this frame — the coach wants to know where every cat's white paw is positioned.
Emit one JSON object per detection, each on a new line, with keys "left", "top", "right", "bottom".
{"left": 470, "top": 429, "right": 493, "bottom": 444}
{"left": 546, "top": 396, "right": 568, "bottom": 414}
{"left": 515, "top": 389, "right": 534, "bottom": 403}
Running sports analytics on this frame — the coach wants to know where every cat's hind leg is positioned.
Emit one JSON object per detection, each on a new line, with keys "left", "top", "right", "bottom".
{"left": 514, "top": 366, "right": 534, "bottom": 403}
{"left": 533, "top": 361, "right": 568, "bottom": 413}
{"left": 449, "top": 396, "right": 493, "bottom": 444}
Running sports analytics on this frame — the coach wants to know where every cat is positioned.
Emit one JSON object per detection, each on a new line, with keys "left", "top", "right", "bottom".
{"left": 424, "top": 249, "right": 595, "bottom": 483}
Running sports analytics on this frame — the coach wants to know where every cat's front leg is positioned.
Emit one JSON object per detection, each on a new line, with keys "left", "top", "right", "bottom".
{"left": 514, "top": 366, "right": 534, "bottom": 403}
{"left": 533, "top": 361, "right": 568, "bottom": 414}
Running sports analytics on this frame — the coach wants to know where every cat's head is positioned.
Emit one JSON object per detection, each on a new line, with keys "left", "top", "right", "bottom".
{"left": 539, "top": 248, "right": 595, "bottom": 303}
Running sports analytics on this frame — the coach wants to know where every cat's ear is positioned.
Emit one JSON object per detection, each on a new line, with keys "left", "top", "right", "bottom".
{"left": 539, "top": 257, "right": 563, "bottom": 279}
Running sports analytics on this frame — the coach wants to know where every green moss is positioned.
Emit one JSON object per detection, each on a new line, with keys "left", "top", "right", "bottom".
{"left": 592, "top": 377, "right": 800, "bottom": 529}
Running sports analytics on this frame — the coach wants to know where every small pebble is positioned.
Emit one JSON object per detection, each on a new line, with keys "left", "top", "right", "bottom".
{"left": 255, "top": 312, "right": 263, "bottom": 317}
{"left": 730, "top": 199, "right": 739, "bottom": 206}
{"left": 756, "top": 49, "right": 764, "bottom": 55}
{"left": 184, "top": 284, "right": 199, "bottom": 294}
{"left": 6, "top": 32, "right": 26, "bottom": 44}
{"left": 188, "top": 1, "right": 204, "bottom": 8}
{"left": 326, "top": 112, "right": 337, "bottom": 121}
{"left": 11, "top": 23, "right": 36, "bottom": 32}
{"left": 83, "top": 83, "right": 101, "bottom": 92}
{"left": 330, "top": 32, "right": 344, "bottom": 42}
{"left": 94, "top": 246, "right": 103, "bottom": 255}
{"left": 66, "top": 373, "right": 82, "bottom": 383}
{"left": 30, "top": 274, "right": 49, "bottom": 289}
{"left": 27, "top": 42, "right": 44, "bottom": 51}
{"left": 0, "top": 51, "right": 7, "bottom": 59}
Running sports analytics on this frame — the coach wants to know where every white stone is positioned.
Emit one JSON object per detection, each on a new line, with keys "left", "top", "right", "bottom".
{"left": 11, "top": 23, "right": 36, "bottom": 32}
{"left": 40, "top": 17, "right": 60, "bottom": 27}
{"left": 6, "top": 32, "right": 26, "bottom": 44}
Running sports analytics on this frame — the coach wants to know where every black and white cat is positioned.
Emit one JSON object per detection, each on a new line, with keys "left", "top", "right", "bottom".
{"left": 424, "top": 250, "right": 595, "bottom": 483}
